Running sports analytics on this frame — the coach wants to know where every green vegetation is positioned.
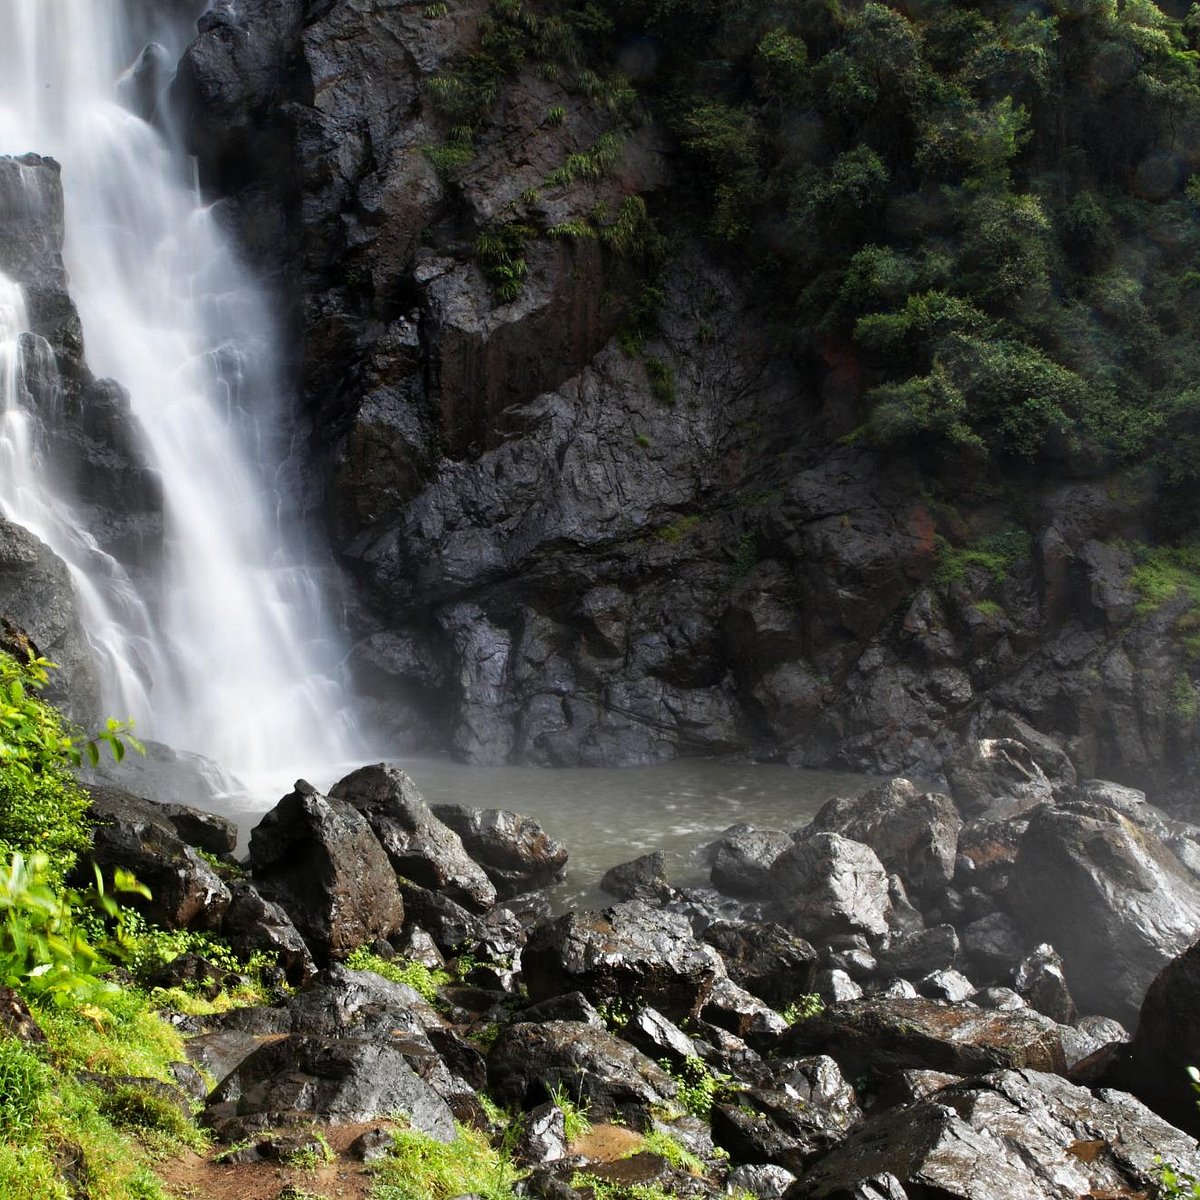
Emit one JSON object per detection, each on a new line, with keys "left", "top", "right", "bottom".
{"left": 371, "top": 1121, "right": 521, "bottom": 1200}
{"left": 345, "top": 945, "right": 451, "bottom": 1003}
{"left": 476, "top": 222, "right": 534, "bottom": 303}
{"left": 781, "top": 993, "right": 825, "bottom": 1024}
{"left": 634, "top": 1128, "right": 704, "bottom": 1175}
{"left": 933, "top": 528, "right": 1033, "bottom": 588}
{"left": 660, "top": 1055, "right": 730, "bottom": 1120}
{"left": 548, "top": 1081, "right": 592, "bottom": 1141}
{"left": 1129, "top": 543, "right": 1200, "bottom": 615}
{"left": 644, "top": 357, "right": 676, "bottom": 405}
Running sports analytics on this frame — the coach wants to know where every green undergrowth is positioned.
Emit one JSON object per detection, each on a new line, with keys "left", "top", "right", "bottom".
{"left": 344, "top": 945, "right": 451, "bottom": 1003}
{"left": 371, "top": 1121, "right": 521, "bottom": 1200}
{"left": 932, "top": 527, "right": 1033, "bottom": 588}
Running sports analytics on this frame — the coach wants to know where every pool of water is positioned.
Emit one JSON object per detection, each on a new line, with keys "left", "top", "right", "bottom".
{"left": 223, "top": 757, "right": 874, "bottom": 911}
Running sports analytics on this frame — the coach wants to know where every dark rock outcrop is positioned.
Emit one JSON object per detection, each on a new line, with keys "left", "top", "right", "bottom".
{"left": 430, "top": 803, "right": 568, "bottom": 898}
{"left": 248, "top": 780, "right": 404, "bottom": 962}
{"left": 329, "top": 763, "right": 495, "bottom": 912}
{"left": 1008, "top": 802, "right": 1200, "bottom": 1025}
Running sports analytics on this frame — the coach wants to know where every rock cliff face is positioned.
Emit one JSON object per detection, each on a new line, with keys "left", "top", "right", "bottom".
{"left": 160, "top": 0, "right": 1200, "bottom": 792}
{"left": 0, "top": 2, "right": 1154, "bottom": 792}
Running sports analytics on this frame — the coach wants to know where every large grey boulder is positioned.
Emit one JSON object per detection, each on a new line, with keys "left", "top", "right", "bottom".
{"left": 768, "top": 834, "right": 892, "bottom": 940}
{"left": 791, "top": 1068, "right": 1200, "bottom": 1199}
{"left": 1008, "top": 802, "right": 1200, "bottom": 1025}
{"left": 943, "top": 738, "right": 1053, "bottom": 819}
{"left": 487, "top": 1020, "right": 675, "bottom": 1127}
{"left": 783, "top": 996, "right": 1066, "bottom": 1081}
{"left": 248, "top": 780, "right": 404, "bottom": 963}
{"left": 707, "top": 824, "right": 793, "bottom": 897}
{"left": 83, "top": 786, "right": 230, "bottom": 931}
{"left": 1118, "top": 938, "right": 1200, "bottom": 1133}
{"left": 430, "top": 803, "right": 568, "bottom": 898}
{"left": 805, "top": 778, "right": 961, "bottom": 904}
{"left": 522, "top": 901, "right": 726, "bottom": 1023}
{"left": 329, "top": 764, "right": 496, "bottom": 912}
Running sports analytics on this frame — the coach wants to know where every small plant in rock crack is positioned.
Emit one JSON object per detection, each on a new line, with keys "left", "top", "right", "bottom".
{"left": 548, "top": 1081, "right": 592, "bottom": 1141}
{"left": 781, "top": 993, "right": 825, "bottom": 1024}
{"left": 659, "top": 1056, "right": 731, "bottom": 1120}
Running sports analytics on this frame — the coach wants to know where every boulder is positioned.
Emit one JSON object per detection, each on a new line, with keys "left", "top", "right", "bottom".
{"left": 707, "top": 824, "right": 793, "bottom": 897}
{"left": 83, "top": 785, "right": 230, "bottom": 931}
{"left": 248, "top": 781, "right": 404, "bottom": 962}
{"left": 1013, "top": 945, "right": 1076, "bottom": 1026}
{"left": 783, "top": 997, "right": 1066, "bottom": 1081}
{"left": 522, "top": 902, "right": 726, "bottom": 1022}
{"left": 960, "top": 913, "right": 1024, "bottom": 979}
{"left": 221, "top": 879, "right": 316, "bottom": 986}
{"left": 700, "top": 921, "right": 819, "bottom": 1010}
{"left": 943, "top": 738, "right": 1053, "bottom": 819}
{"left": 1008, "top": 802, "right": 1200, "bottom": 1025}
{"left": 329, "top": 764, "right": 496, "bottom": 911}
{"left": 805, "top": 778, "right": 961, "bottom": 903}
{"left": 599, "top": 851, "right": 674, "bottom": 903}
{"left": 431, "top": 804, "right": 568, "bottom": 898}
{"left": 486, "top": 1020, "right": 675, "bottom": 1127}
{"left": 791, "top": 1068, "right": 1200, "bottom": 1200}
{"left": 204, "top": 1033, "right": 456, "bottom": 1141}
{"left": 1118, "top": 938, "right": 1200, "bottom": 1133}
{"left": 877, "top": 926, "right": 960, "bottom": 981}
{"left": 767, "top": 834, "right": 892, "bottom": 940}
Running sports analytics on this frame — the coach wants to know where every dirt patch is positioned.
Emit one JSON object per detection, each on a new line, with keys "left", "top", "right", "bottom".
{"left": 156, "top": 1121, "right": 388, "bottom": 1200}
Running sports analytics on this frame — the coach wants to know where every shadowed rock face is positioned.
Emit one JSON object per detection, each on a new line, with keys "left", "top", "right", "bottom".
{"left": 1008, "top": 802, "right": 1200, "bottom": 1026}
{"left": 161, "top": 3, "right": 1200, "bottom": 786}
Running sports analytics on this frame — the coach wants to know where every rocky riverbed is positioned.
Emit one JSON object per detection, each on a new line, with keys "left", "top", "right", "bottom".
{"left": 59, "top": 730, "right": 1200, "bottom": 1198}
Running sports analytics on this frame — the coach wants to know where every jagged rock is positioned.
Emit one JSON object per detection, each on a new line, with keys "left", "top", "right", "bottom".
{"left": 185, "top": 1029, "right": 272, "bottom": 1086}
{"left": 783, "top": 996, "right": 1066, "bottom": 1080}
{"left": 330, "top": 764, "right": 495, "bottom": 912}
{"left": 805, "top": 778, "right": 961, "bottom": 903}
{"left": 961, "top": 913, "right": 1024, "bottom": 978}
{"left": 1008, "top": 803, "right": 1200, "bottom": 1024}
{"left": 701, "top": 977, "right": 789, "bottom": 1048}
{"left": 707, "top": 824, "right": 793, "bottom": 897}
{"left": 943, "top": 738, "right": 1054, "bottom": 819}
{"left": 1059, "top": 1015, "right": 1128, "bottom": 1070}
{"left": 431, "top": 804, "right": 568, "bottom": 898}
{"left": 712, "top": 1067, "right": 860, "bottom": 1174}
{"left": 599, "top": 851, "right": 674, "bottom": 902}
{"left": 976, "top": 987, "right": 1025, "bottom": 1012}
{"left": 771, "top": 1055, "right": 862, "bottom": 1127}
{"left": 348, "top": 1126, "right": 395, "bottom": 1162}
{"left": 204, "top": 1033, "right": 456, "bottom": 1140}
{"left": 0, "top": 518, "right": 99, "bottom": 724}
{"left": 790, "top": 1068, "right": 1200, "bottom": 1199}
{"left": 1013, "top": 945, "right": 1076, "bottom": 1026}
{"left": 248, "top": 781, "right": 404, "bottom": 963}
{"left": 0, "top": 986, "right": 46, "bottom": 1043}
{"left": 874, "top": 978, "right": 919, "bottom": 1001}
{"left": 157, "top": 803, "right": 238, "bottom": 857}
{"left": 222, "top": 879, "right": 316, "bottom": 986}
{"left": 83, "top": 785, "right": 230, "bottom": 931}
{"left": 877, "top": 926, "right": 960, "bottom": 981}
{"left": 700, "top": 922, "right": 819, "bottom": 1010}
{"left": 486, "top": 1020, "right": 675, "bottom": 1127}
{"left": 518, "top": 991, "right": 604, "bottom": 1027}
{"left": 623, "top": 1006, "right": 701, "bottom": 1068}
{"left": 725, "top": 1164, "right": 798, "bottom": 1199}
{"left": 816, "top": 970, "right": 863, "bottom": 1005}
{"left": 522, "top": 901, "right": 726, "bottom": 1023}
{"left": 917, "top": 969, "right": 976, "bottom": 1004}
{"left": 1117, "top": 938, "right": 1200, "bottom": 1133}
{"left": 825, "top": 943, "right": 877, "bottom": 982}
{"left": 513, "top": 1101, "right": 569, "bottom": 1165}
{"left": 768, "top": 834, "right": 892, "bottom": 940}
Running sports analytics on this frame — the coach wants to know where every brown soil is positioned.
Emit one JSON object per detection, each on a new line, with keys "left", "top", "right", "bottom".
{"left": 155, "top": 1121, "right": 387, "bottom": 1200}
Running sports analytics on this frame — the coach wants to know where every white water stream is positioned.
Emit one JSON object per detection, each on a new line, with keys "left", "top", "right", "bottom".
{"left": 0, "top": 1, "right": 367, "bottom": 790}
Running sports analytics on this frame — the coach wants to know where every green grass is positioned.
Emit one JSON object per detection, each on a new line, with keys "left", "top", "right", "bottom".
{"left": 370, "top": 1121, "right": 520, "bottom": 1200}
{"left": 932, "top": 527, "right": 1032, "bottom": 587}
{"left": 549, "top": 1081, "right": 592, "bottom": 1141}
{"left": 633, "top": 1128, "right": 704, "bottom": 1175}
{"left": 1129, "top": 544, "right": 1200, "bottom": 615}
{"left": 345, "top": 946, "right": 450, "bottom": 1003}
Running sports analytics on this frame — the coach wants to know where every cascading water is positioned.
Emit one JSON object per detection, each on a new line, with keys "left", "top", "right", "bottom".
{"left": 0, "top": 2, "right": 368, "bottom": 791}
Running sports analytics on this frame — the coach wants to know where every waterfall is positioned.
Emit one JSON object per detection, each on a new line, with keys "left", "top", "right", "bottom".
{"left": 0, "top": 2, "right": 367, "bottom": 788}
